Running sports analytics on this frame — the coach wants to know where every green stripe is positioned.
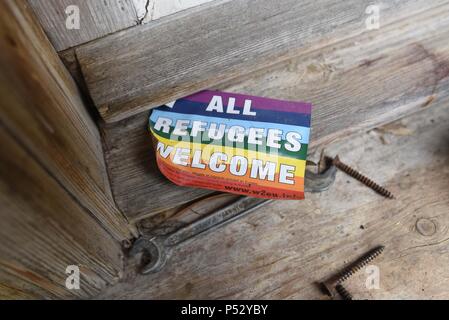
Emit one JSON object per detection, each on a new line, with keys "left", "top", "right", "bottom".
{"left": 149, "top": 122, "right": 308, "bottom": 160}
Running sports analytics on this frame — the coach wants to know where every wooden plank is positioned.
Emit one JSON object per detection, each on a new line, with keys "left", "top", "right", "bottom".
{"left": 27, "top": 0, "right": 139, "bottom": 51}
{"left": 0, "top": 0, "right": 135, "bottom": 240}
{"left": 219, "top": 5, "right": 449, "bottom": 148}
{"left": 57, "top": 0, "right": 220, "bottom": 90}
{"left": 101, "top": 4, "right": 449, "bottom": 221}
{"left": 0, "top": 124, "right": 123, "bottom": 299}
{"left": 99, "top": 96, "right": 449, "bottom": 299}
{"left": 75, "top": 0, "right": 448, "bottom": 123}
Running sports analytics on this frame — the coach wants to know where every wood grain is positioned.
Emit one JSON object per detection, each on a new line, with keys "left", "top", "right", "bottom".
{"left": 28, "top": 0, "right": 139, "bottom": 51}
{"left": 0, "top": 124, "right": 123, "bottom": 299}
{"left": 99, "top": 95, "right": 449, "bottom": 299}
{"left": 0, "top": 0, "right": 135, "bottom": 240}
{"left": 75, "top": 0, "right": 448, "bottom": 122}
{"left": 101, "top": 4, "right": 449, "bottom": 221}
{"left": 0, "top": 272, "right": 41, "bottom": 299}
{"left": 219, "top": 5, "right": 449, "bottom": 148}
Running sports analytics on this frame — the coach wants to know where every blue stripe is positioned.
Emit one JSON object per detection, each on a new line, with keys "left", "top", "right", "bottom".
{"left": 150, "top": 110, "right": 310, "bottom": 143}
{"left": 155, "top": 99, "right": 311, "bottom": 127}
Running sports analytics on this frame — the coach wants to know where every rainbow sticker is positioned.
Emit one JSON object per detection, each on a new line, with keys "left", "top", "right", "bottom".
{"left": 149, "top": 90, "right": 311, "bottom": 199}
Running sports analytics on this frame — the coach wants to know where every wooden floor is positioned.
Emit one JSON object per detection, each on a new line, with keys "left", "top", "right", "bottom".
{"left": 99, "top": 102, "right": 449, "bottom": 299}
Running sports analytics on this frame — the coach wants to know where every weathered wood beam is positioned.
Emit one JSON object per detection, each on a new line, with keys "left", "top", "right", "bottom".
{"left": 221, "top": 5, "right": 449, "bottom": 148}
{"left": 0, "top": 124, "right": 123, "bottom": 299}
{"left": 27, "top": 0, "right": 139, "bottom": 51}
{"left": 101, "top": 3, "right": 449, "bottom": 221}
{"left": 75, "top": 0, "right": 448, "bottom": 123}
{"left": 0, "top": 0, "right": 135, "bottom": 240}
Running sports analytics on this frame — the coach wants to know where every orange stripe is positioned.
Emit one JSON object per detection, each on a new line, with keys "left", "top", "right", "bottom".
{"left": 158, "top": 160, "right": 304, "bottom": 199}
{"left": 157, "top": 154, "right": 304, "bottom": 190}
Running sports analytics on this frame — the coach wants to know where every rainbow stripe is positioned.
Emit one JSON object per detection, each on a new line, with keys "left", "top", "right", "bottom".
{"left": 149, "top": 90, "right": 312, "bottom": 200}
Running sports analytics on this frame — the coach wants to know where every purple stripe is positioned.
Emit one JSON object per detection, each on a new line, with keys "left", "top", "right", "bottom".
{"left": 182, "top": 90, "right": 312, "bottom": 114}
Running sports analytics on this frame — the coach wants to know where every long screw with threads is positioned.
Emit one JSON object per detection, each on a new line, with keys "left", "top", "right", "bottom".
{"left": 335, "top": 284, "right": 353, "bottom": 300}
{"left": 321, "top": 246, "right": 385, "bottom": 299}
{"left": 333, "top": 156, "right": 395, "bottom": 199}
{"left": 336, "top": 245, "right": 385, "bottom": 283}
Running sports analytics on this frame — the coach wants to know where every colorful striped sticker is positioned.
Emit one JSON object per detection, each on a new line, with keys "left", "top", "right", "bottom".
{"left": 148, "top": 90, "right": 312, "bottom": 200}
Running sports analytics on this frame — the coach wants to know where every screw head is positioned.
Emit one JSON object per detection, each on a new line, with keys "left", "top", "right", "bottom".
{"left": 321, "top": 278, "right": 339, "bottom": 298}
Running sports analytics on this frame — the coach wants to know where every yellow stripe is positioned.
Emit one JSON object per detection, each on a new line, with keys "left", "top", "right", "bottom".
{"left": 151, "top": 129, "right": 306, "bottom": 175}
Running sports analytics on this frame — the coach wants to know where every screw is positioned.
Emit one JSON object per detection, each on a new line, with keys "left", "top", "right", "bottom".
{"left": 321, "top": 245, "right": 385, "bottom": 298}
{"left": 335, "top": 284, "right": 353, "bottom": 300}
{"left": 333, "top": 156, "right": 395, "bottom": 199}
{"left": 336, "top": 245, "right": 385, "bottom": 283}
